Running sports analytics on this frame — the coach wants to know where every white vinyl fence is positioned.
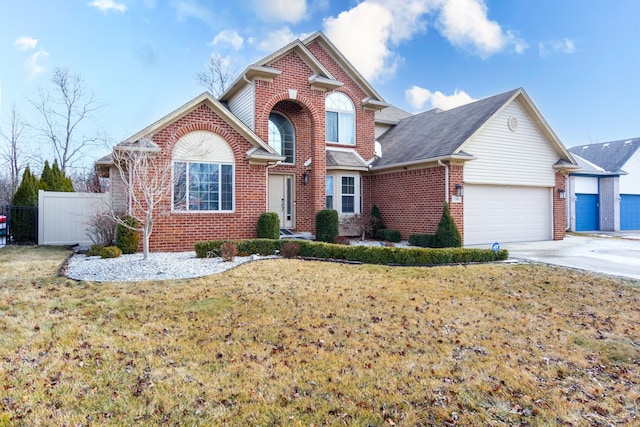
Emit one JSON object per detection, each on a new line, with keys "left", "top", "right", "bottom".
{"left": 38, "top": 190, "right": 111, "bottom": 246}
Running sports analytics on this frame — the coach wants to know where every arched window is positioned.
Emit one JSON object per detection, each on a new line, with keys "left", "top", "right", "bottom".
{"left": 325, "top": 92, "right": 355, "bottom": 145}
{"left": 172, "top": 130, "right": 234, "bottom": 212}
{"left": 268, "top": 112, "right": 295, "bottom": 164}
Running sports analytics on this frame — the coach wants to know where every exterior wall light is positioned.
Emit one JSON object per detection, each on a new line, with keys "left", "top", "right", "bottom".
{"left": 557, "top": 188, "right": 566, "bottom": 199}
{"left": 302, "top": 171, "right": 310, "bottom": 185}
{"left": 455, "top": 183, "right": 464, "bottom": 197}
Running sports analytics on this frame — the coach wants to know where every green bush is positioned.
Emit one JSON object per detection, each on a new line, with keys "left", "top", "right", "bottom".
{"left": 257, "top": 212, "right": 280, "bottom": 239}
{"left": 115, "top": 215, "right": 139, "bottom": 254}
{"left": 86, "top": 244, "right": 105, "bottom": 257}
{"left": 195, "top": 239, "right": 280, "bottom": 258}
{"left": 369, "top": 205, "right": 385, "bottom": 237}
{"left": 316, "top": 209, "right": 339, "bottom": 243}
{"left": 434, "top": 203, "right": 462, "bottom": 248}
{"left": 408, "top": 234, "right": 438, "bottom": 248}
{"left": 100, "top": 246, "right": 122, "bottom": 259}
{"left": 194, "top": 238, "right": 509, "bottom": 266}
{"left": 376, "top": 228, "right": 401, "bottom": 243}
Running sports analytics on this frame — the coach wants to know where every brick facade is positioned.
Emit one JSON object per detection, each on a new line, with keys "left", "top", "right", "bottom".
{"left": 553, "top": 172, "right": 567, "bottom": 240}
{"left": 113, "top": 34, "right": 571, "bottom": 252}
{"left": 131, "top": 105, "right": 268, "bottom": 252}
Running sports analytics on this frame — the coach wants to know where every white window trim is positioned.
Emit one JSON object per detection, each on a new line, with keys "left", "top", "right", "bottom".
{"left": 171, "top": 161, "right": 236, "bottom": 213}
{"left": 325, "top": 92, "right": 356, "bottom": 146}
{"left": 326, "top": 172, "right": 361, "bottom": 215}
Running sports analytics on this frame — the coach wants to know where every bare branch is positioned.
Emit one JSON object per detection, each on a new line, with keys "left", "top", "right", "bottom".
{"left": 195, "top": 55, "right": 236, "bottom": 98}
{"left": 0, "top": 104, "right": 32, "bottom": 196}
{"left": 30, "top": 67, "right": 105, "bottom": 173}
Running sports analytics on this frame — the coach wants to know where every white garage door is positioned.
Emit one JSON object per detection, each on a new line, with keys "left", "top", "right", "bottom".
{"left": 464, "top": 185, "right": 552, "bottom": 245}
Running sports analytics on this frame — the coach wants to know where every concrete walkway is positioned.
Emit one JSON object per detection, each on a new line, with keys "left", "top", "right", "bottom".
{"left": 495, "top": 233, "right": 640, "bottom": 281}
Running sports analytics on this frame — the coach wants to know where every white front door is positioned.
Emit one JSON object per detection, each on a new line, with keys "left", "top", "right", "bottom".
{"left": 269, "top": 174, "right": 294, "bottom": 228}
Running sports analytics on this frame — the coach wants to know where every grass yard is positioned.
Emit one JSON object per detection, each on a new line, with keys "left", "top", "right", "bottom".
{"left": 0, "top": 245, "right": 639, "bottom": 426}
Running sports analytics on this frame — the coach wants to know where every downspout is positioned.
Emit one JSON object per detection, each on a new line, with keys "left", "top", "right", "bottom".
{"left": 437, "top": 159, "right": 449, "bottom": 203}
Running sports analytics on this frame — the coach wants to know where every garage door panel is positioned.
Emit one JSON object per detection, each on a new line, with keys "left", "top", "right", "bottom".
{"left": 621, "top": 194, "right": 640, "bottom": 230}
{"left": 464, "top": 185, "right": 552, "bottom": 245}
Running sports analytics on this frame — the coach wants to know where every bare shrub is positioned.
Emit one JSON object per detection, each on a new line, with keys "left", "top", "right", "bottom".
{"left": 86, "top": 213, "right": 116, "bottom": 246}
{"left": 280, "top": 242, "right": 300, "bottom": 259}
{"left": 220, "top": 242, "right": 237, "bottom": 262}
{"left": 333, "top": 235, "right": 351, "bottom": 245}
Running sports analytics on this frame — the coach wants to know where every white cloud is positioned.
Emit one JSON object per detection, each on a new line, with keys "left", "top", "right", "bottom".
{"left": 254, "top": 27, "right": 312, "bottom": 52}
{"left": 172, "top": 0, "right": 215, "bottom": 26}
{"left": 539, "top": 38, "right": 576, "bottom": 57}
{"left": 26, "top": 48, "right": 50, "bottom": 78}
{"left": 406, "top": 86, "right": 475, "bottom": 111}
{"left": 210, "top": 30, "right": 244, "bottom": 51}
{"left": 322, "top": 0, "right": 525, "bottom": 82}
{"left": 89, "top": 0, "right": 128, "bottom": 12}
{"left": 253, "top": 0, "right": 307, "bottom": 24}
{"left": 323, "top": 2, "right": 397, "bottom": 82}
{"left": 14, "top": 36, "right": 38, "bottom": 50}
{"left": 436, "top": 0, "right": 526, "bottom": 58}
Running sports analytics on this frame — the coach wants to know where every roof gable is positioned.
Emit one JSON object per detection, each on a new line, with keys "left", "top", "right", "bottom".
{"left": 118, "top": 92, "right": 280, "bottom": 160}
{"left": 302, "top": 32, "right": 386, "bottom": 103}
{"left": 374, "top": 88, "right": 577, "bottom": 170}
{"left": 220, "top": 38, "right": 341, "bottom": 101}
{"left": 569, "top": 137, "right": 640, "bottom": 172}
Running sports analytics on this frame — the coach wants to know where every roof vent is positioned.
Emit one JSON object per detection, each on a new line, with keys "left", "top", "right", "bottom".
{"left": 507, "top": 116, "right": 518, "bottom": 131}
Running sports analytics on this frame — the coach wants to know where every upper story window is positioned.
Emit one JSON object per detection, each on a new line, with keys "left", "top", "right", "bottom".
{"left": 325, "top": 92, "right": 355, "bottom": 145}
{"left": 268, "top": 112, "right": 295, "bottom": 164}
{"left": 172, "top": 130, "right": 235, "bottom": 212}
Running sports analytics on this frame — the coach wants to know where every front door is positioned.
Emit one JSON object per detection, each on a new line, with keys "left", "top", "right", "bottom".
{"left": 269, "top": 174, "right": 294, "bottom": 228}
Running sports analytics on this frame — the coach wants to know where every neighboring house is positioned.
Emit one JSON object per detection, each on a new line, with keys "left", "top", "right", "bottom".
{"left": 568, "top": 138, "right": 640, "bottom": 231}
{"left": 98, "top": 31, "right": 578, "bottom": 252}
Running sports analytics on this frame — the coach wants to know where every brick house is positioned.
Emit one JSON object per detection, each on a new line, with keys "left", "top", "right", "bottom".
{"left": 99, "top": 32, "right": 578, "bottom": 252}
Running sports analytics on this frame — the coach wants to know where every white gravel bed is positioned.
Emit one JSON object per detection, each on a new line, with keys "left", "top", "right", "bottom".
{"left": 64, "top": 252, "right": 274, "bottom": 282}
{"left": 64, "top": 240, "right": 411, "bottom": 282}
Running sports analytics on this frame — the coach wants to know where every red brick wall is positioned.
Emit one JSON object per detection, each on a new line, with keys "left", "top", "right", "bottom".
{"left": 253, "top": 45, "right": 377, "bottom": 234}
{"left": 553, "top": 172, "right": 567, "bottom": 240}
{"left": 130, "top": 104, "right": 268, "bottom": 252}
{"left": 364, "top": 163, "right": 465, "bottom": 240}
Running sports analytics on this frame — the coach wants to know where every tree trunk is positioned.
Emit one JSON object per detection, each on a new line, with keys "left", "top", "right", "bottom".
{"left": 143, "top": 229, "right": 150, "bottom": 261}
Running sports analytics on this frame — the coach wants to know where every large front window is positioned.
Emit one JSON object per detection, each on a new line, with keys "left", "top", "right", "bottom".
{"left": 325, "top": 92, "right": 355, "bottom": 145}
{"left": 173, "top": 161, "right": 234, "bottom": 211}
{"left": 325, "top": 173, "right": 360, "bottom": 214}
{"left": 268, "top": 112, "right": 295, "bottom": 163}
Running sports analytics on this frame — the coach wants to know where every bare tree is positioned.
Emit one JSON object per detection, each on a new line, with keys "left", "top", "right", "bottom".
{"left": 195, "top": 55, "right": 236, "bottom": 97}
{"left": 0, "top": 104, "right": 30, "bottom": 196}
{"left": 31, "top": 67, "right": 104, "bottom": 174}
{"left": 107, "top": 141, "right": 174, "bottom": 260}
{"left": 70, "top": 166, "right": 109, "bottom": 193}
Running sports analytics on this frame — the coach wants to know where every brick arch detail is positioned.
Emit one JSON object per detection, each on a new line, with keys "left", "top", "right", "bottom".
{"left": 169, "top": 121, "right": 245, "bottom": 160}
{"left": 260, "top": 92, "right": 322, "bottom": 133}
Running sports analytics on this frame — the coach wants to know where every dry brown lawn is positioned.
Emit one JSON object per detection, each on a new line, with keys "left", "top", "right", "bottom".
{"left": 0, "top": 245, "right": 638, "bottom": 426}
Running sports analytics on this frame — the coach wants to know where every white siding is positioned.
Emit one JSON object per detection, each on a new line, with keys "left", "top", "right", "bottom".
{"left": 574, "top": 176, "right": 599, "bottom": 194}
{"left": 110, "top": 165, "right": 128, "bottom": 214}
{"left": 620, "top": 148, "right": 640, "bottom": 194}
{"left": 38, "top": 190, "right": 111, "bottom": 246}
{"left": 228, "top": 84, "right": 255, "bottom": 131}
{"left": 375, "top": 123, "right": 392, "bottom": 138}
{"left": 462, "top": 99, "right": 559, "bottom": 187}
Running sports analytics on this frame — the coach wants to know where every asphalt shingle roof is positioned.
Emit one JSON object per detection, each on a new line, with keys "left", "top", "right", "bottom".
{"left": 374, "top": 89, "right": 520, "bottom": 167}
{"left": 568, "top": 138, "right": 640, "bottom": 173}
{"left": 326, "top": 149, "right": 367, "bottom": 168}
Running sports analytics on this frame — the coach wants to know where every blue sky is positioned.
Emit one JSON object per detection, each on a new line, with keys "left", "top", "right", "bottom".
{"left": 2, "top": 0, "right": 640, "bottom": 172}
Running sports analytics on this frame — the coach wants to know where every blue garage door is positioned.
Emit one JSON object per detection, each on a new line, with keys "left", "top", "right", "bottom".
{"left": 575, "top": 193, "right": 599, "bottom": 231}
{"left": 621, "top": 194, "right": 640, "bottom": 230}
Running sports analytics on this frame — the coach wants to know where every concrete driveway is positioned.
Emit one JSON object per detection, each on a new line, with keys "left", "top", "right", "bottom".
{"left": 491, "top": 234, "right": 640, "bottom": 281}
